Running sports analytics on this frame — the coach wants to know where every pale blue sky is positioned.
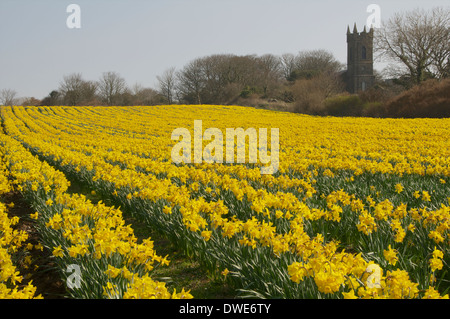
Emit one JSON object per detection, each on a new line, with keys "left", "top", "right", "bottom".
{"left": 1, "top": 0, "right": 448, "bottom": 99}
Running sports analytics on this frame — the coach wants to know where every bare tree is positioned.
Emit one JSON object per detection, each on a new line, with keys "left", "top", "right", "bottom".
{"left": 0, "top": 89, "right": 18, "bottom": 106}
{"left": 18, "top": 97, "right": 41, "bottom": 106}
{"left": 131, "top": 83, "right": 144, "bottom": 96}
{"left": 58, "top": 73, "right": 97, "bottom": 106}
{"left": 176, "top": 54, "right": 275, "bottom": 104}
{"left": 80, "top": 80, "right": 98, "bottom": 104}
{"left": 291, "top": 72, "right": 345, "bottom": 114}
{"left": 157, "top": 67, "right": 177, "bottom": 104}
{"left": 256, "top": 54, "right": 283, "bottom": 97}
{"left": 176, "top": 58, "right": 206, "bottom": 104}
{"left": 97, "top": 71, "right": 127, "bottom": 106}
{"left": 375, "top": 7, "right": 450, "bottom": 86}
{"left": 290, "top": 49, "right": 344, "bottom": 81}
{"left": 280, "top": 53, "right": 297, "bottom": 80}
{"left": 132, "top": 83, "right": 162, "bottom": 105}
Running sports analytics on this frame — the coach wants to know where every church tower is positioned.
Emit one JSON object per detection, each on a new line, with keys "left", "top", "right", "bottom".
{"left": 346, "top": 23, "right": 375, "bottom": 93}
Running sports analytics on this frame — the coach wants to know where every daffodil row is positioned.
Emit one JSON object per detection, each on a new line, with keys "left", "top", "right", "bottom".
{"left": 1, "top": 105, "right": 449, "bottom": 298}
{"left": 0, "top": 150, "right": 41, "bottom": 299}
{"left": 0, "top": 130, "right": 192, "bottom": 299}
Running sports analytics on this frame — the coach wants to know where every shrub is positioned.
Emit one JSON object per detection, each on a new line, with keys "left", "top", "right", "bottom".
{"left": 291, "top": 73, "right": 345, "bottom": 115}
{"left": 323, "top": 94, "right": 363, "bottom": 116}
{"left": 361, "top": 102, "right": 384, "bottom": 118}
{"left": 240, "top": 86, "right": 259, "bottom": 99}
{"left": 383, "top": 79, "right": 450, "bottom": 118}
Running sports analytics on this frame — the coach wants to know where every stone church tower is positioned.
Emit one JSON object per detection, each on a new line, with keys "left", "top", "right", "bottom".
{"left": 346, "top": 23, "right": 375, "bottom": 93}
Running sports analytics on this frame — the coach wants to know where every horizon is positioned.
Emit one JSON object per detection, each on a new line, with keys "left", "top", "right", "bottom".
{"left": 1, "top": 0, "right": 449, "bottom": 100}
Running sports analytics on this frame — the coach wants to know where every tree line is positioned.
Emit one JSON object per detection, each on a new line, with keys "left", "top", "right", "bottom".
{"left": 1, "top": 49, "right": 346, "bottom": 107}
{"left": 1, "top": 7, "right": 448, "bottom": 117}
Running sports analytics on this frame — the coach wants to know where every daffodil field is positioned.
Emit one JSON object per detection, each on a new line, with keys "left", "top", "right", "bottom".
{"left": 0, "top": 105, "right": 449, "bottom": 299}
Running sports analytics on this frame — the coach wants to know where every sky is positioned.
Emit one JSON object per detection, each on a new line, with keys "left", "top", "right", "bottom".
{"left": 1, "top": 0, "right": 449, "bottom": 99}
